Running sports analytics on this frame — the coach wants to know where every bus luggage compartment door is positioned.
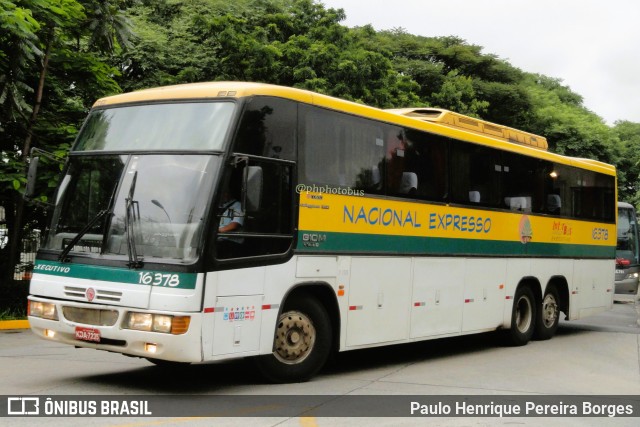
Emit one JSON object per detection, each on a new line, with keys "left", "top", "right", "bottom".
{"left": 346, "top": 257, "right": 412, "bottom": 347}
{"left": 211, "top": 295, "right": 263, "bottom": 356}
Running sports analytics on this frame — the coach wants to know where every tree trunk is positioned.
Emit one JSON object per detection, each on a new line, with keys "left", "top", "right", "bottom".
{"left": 8, "top": 27, "right": 55, "bottom": 281}
{"left": 22, "top": 27, "right": 54, "bottom": 162}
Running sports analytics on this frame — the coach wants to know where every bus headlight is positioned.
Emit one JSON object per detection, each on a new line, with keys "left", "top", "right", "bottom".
{"left": 152, "top": 315, "right": 172, "bottom": 333}
{"left": 28, "top": 301, "right": 58, "bottom": 320}
{"left": 124, "top": 312, "right": 190, "bottom": 335}
{"left": 126, "top": 313, "right": 153, "bottom": 331}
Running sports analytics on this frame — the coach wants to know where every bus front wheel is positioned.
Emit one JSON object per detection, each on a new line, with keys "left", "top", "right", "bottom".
{"left": 255, "top": 297, "right": 332, "bottom": 383}
{"left": 507, "top": 286, "right": 536, "bottom": 346}
{"left": 534, "top": 286, "right": 560, "bottom": 340}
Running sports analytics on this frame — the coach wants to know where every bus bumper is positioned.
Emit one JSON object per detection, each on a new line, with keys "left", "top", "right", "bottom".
{"left": 27, "top": 296, "right": 204, "bottom": 363}
{"left": 614, "top": 277, "right": 640, "bottom": 295}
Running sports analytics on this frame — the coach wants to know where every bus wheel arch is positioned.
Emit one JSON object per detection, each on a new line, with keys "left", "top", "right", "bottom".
{"left": 506, "top": 279, "right": 538, "bottom": 346}
{"left": 534, "top": 277, "right": 567, "bottom": 340}
{"left": 255, "top": 282, "right": 338, "bottom": 383}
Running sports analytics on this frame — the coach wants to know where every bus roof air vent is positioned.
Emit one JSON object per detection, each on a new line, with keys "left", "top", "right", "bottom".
{"left": 385, "top": 107, "right": 548, "bottom": 151}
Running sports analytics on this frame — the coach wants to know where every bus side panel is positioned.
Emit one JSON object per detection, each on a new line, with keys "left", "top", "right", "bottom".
{"left": 217, "top": 266, "right": 266, "bottom": 296}
{"left": 461, "top": 259, "right": 506, "bottom": 332}
{"left": 211, "top": 295, "right": 263, "bottom": 356}
{"left": 571, "top": 259, "right": 614, "bottom": 319}
{"left": 203, "top": 267, "right": 266, "bottom": 358}
{"left": 346, "top": 257, "right": 412, "bottom": 347}
{"left": 149, "top": 274, "right": 205, "bottom": 312}
{"left": 410, "top": 258, "right": 464, "bottom": 338}
{"left": 260, "top": 258, "right": 301, "bottom": 354}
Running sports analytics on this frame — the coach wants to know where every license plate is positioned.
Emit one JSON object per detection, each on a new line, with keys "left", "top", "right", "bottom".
{"left": 74, "top": 326, "right": 101, "bottom": 342}
{"left": 615, "top": 269, "right": 624, "bottom": 275}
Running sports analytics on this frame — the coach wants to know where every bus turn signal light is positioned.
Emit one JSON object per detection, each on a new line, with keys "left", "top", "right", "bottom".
{"left": 170, "top": 316, "right": 191, "bottom": 335}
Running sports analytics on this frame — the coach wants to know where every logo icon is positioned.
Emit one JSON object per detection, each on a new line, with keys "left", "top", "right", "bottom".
{"left": 85, "top": 288, "right": 96, "bottom": 302}
{"left": 7, "top": 397, "right": 40, "bottom": 415}
{"left": 519, "top": 215, "right": 533, "bottom": 244}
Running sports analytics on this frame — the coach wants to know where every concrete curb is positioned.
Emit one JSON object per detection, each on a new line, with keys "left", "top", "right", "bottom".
{"left": 0, "top": 320, "right": 29, "bottom": 330}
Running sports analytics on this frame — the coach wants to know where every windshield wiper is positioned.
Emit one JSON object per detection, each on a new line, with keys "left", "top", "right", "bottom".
{"left": 124, "top": 171, "right": 143, "bottom": 268}
{"left": 58, "top": 210, "right": 110, "bottom": 262}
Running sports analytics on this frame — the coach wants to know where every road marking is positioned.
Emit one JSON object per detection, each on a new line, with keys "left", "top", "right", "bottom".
{"left": 300, "top": 417, "right": 318, "bottom": 427}
{"left": 0, "top": 320, "right": 29, "bottom": 330}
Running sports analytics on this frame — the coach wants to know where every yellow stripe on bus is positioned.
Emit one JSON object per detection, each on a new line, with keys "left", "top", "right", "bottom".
{"left": 298, "top": 192, "right": 615, "bottom": 247}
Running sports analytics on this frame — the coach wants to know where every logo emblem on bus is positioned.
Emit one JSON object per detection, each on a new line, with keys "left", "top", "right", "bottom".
{"left": 86, "top": 288, "right": 96, "bottom": 302}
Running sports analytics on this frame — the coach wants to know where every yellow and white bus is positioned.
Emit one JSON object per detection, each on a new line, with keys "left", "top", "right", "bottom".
{"left": 27, "top": 82, "right": 616, "bottom": 383}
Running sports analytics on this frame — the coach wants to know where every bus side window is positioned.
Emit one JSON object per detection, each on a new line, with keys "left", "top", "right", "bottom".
{"left": 215, "top": 166, "right": 246, "bottom": 259}
{"left": 450, "top": 141, "right": 501, "bottom": 207}
{"left": 299, "top": 104, "right": 385, "bottom": 195}
{"left": 402, "top": 129, "right": 448, "bottom": 201}
{"left": 215, "top": 159, "right": 294, "bottom": 261}
{"left": 385, "top": 129, "right": 407, "bottom": 196}
{"left": 547, "top": 194, "right": 561, "bottom": 213}
{"left": 232, "top": 96, "right": 297, "bottom": 161}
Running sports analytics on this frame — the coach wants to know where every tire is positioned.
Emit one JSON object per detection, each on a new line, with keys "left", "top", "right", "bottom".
{"left": 255, "top": 297, "right": 332, "bottom": 383}
{"left": 534, "top": 285, "right": 560, "bottom": 340}
{"left": 507, "top": 286, "right": 536, "bottom": 346}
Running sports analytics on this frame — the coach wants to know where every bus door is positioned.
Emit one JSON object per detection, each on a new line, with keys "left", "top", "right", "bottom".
{"left": 209, "top": 155, "right": 295, "bottom": 356}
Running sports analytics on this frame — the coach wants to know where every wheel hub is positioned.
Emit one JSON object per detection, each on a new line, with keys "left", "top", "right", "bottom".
{"left": 542, "top": 294, "right": 558, "bottom": 327}
{"left": 274, "top": 311, "right": 316, "bottom": 364}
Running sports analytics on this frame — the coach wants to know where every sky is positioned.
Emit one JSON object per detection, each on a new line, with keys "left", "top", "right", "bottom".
{"left": 321, "top": 0, "right": 640, "bottom": 125}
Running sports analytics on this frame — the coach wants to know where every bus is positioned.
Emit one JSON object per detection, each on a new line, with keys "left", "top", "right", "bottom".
{"left": 26, "top": 82, "right": 617, "bottom": 383}
{"left": 615, "top": 201, "right": 640, "bottom": 296}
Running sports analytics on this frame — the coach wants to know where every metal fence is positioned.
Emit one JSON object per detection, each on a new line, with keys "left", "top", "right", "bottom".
{"left": 0, "top": 206, "right": 43, "bottom": 282}
{"left": 13, "top": 229, "right": 42, "bottom": 281}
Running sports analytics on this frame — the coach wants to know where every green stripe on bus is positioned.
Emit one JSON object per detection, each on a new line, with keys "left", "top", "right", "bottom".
{"left": 33, "top": 260, "right": 197, "bottom": 290}
{"left": 296, "top": 231, "right": 615, "bottom": 258}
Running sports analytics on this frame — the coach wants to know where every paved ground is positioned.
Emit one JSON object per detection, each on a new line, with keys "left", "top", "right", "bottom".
{"left": 0, "top": 298, "right": 638, "bottom": 426}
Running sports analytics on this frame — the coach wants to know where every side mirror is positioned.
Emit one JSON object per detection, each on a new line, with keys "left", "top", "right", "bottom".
{"left": 243, "top": 165, "right": 263, "bottom": 213}
{"left": 24, "top": 156, "right": 40, "bottom": 199}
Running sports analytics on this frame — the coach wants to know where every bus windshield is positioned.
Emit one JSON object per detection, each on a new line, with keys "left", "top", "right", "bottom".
{"left": 43, "top": 154, "right": 221, "bottom": 264}
{"left": 74, "top": 102, "right": 235, "bottom": 152}
{"left": 616, "top": 204, "right": 639, "bottom": 265}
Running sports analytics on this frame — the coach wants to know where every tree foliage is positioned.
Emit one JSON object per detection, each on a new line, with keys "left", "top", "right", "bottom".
{"left": 2, "top": 0, "right": 640, "bottom": 285}
{"left": 0, "top": 0, "right": 129, "bottom": 282}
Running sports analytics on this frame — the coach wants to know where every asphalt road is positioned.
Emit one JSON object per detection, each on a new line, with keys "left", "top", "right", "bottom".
{"left": 0, "top": 299, "right": 638, "bottom": 427}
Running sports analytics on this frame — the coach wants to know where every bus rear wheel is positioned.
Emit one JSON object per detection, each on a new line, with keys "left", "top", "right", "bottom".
{"left": 534, "top": 286, "right": 560, "bottom": 340}
{"left": 507, "top": 286, "right": 536, "bottom": 346}
{"left": 255, "top": 297, "right": 332, "bottom": 383}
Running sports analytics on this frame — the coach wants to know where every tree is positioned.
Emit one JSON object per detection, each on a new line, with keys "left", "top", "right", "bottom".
{"left": 0, "top": 0, "right": 129, "bottom": 286}
{"left": 3, "top": 0, "right": 637, "bottom": 295}
{"left": 524, "top": 74, "right": 617, "bottom": 163}
{"left": 121, "top": 0, "right": 419, "bottom": 107}
{"left": 613, "top": 121, "right": 640, "bottom": 206}
{"left": 430, "top": 70, "right": 489, "bottom": 117}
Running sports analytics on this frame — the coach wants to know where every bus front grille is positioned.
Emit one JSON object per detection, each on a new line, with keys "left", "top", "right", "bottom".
{"left": 64, "top": 286, "right": 122, "bottom": 302}
{"left": 62, "top": 306, "right": 119, "bottom": 326}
